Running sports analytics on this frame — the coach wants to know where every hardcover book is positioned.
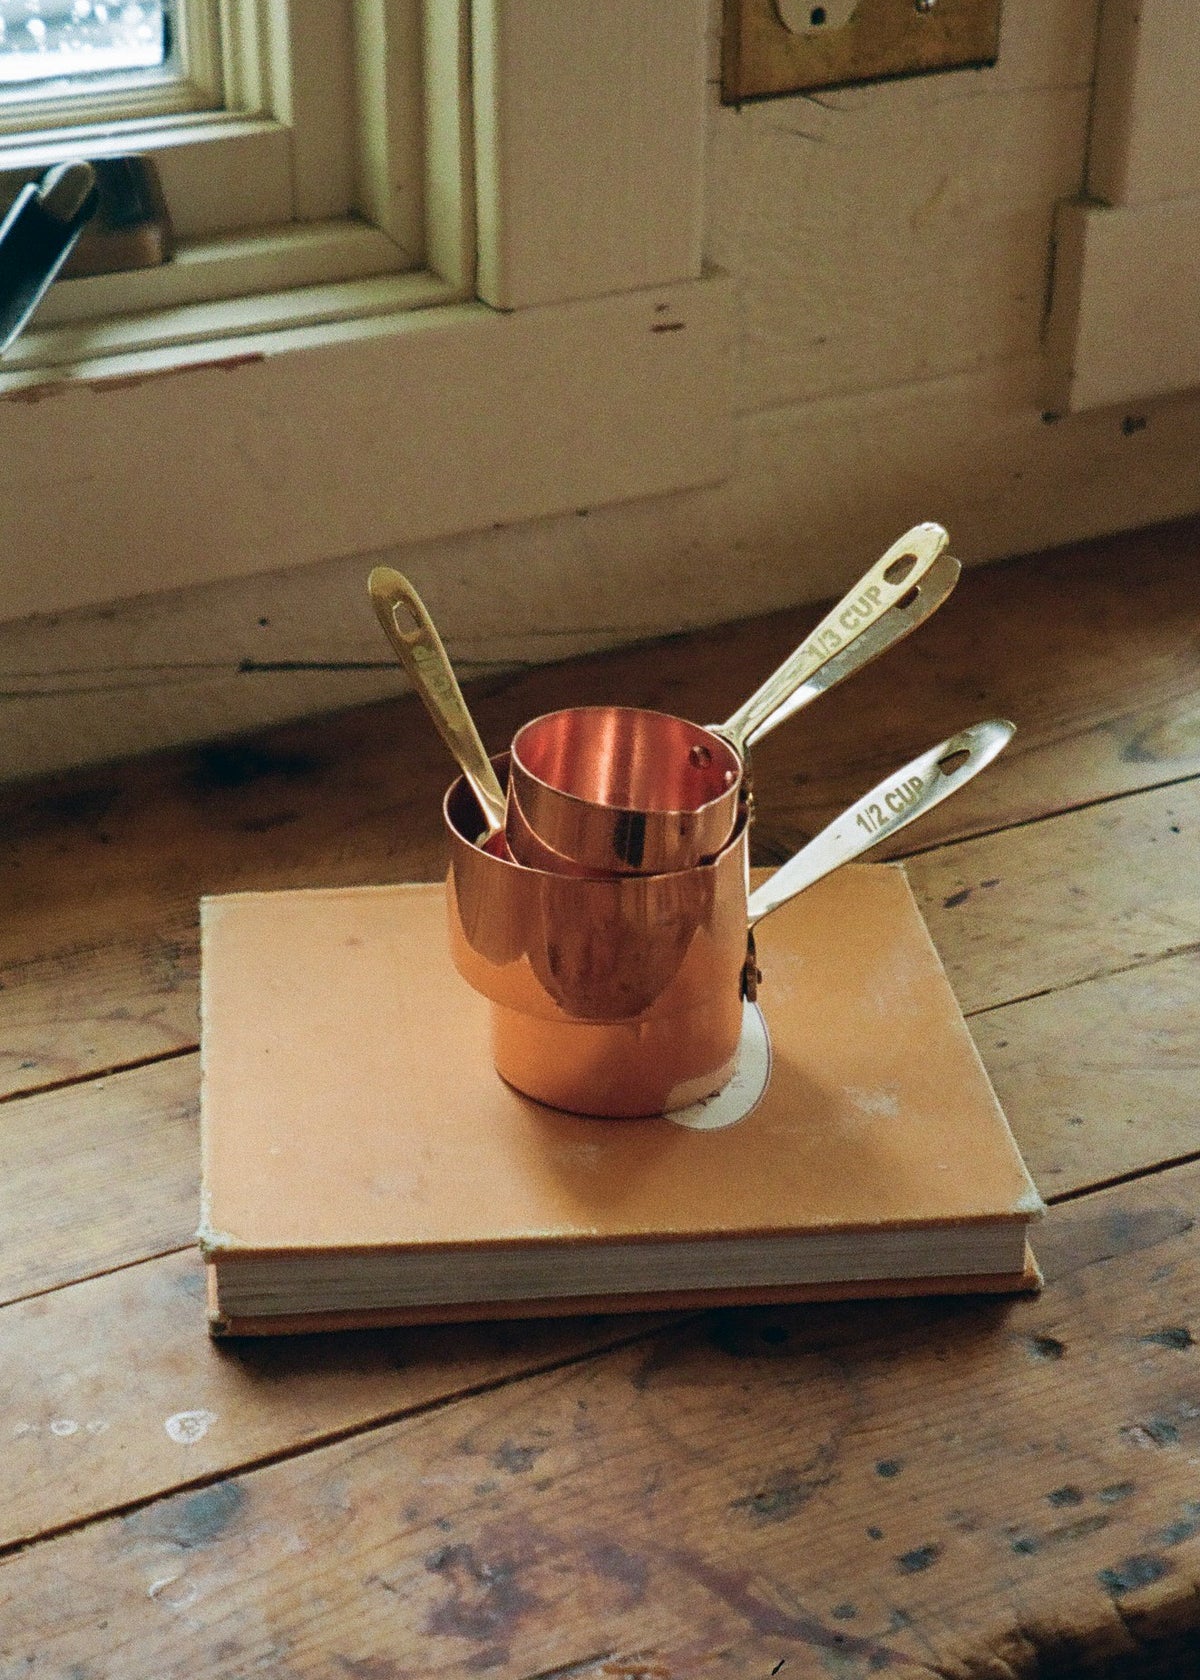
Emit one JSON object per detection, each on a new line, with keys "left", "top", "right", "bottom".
{"left": 198, "top": 865, "right": 1042, "bottom": 1335}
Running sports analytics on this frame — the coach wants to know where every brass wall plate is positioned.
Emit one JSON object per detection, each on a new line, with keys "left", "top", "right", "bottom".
{"left": 722, "top": 0, "right": 1003, "bottom": 103}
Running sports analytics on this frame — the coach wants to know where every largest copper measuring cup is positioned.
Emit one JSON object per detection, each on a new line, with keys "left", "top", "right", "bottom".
{"left": 447, "top": 721, "right": 1014, "bottom": 1116}
{"left": 506, "top": 523, "right": 951, "bottom": 875}
{"left": 447, "top": 759, "right": 750, "bottom": 1026}
{"left": 447, "top": 762, "right": 751, "bottom": 1114}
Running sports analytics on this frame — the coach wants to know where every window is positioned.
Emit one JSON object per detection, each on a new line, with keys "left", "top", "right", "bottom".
{"left": 0, "top": 2, "right": 730, "bottom": 624}
{"left": 0, "top": 0, "right": 177, "bottom": 92}
{"left": 0, "top": 0, "right": 441, "bottom": 360}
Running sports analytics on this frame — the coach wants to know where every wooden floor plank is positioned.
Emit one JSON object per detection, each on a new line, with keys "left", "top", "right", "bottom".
{"left": 1, "top": 520, "right": 1196, "bottom": 1672}
{"left": 906, "top": 777, "right": 1199, "bottom": 1016}
{"left": 972, "top": 952, "right": 1200, "bottom": 1199}
{"left": 0, "top": 767, "right": 1194, "bottom": 1107}
{"left": 0, "top": 1057, "right": 197, "bottom": 1306}
{"left": 2, "top": 1159, "right": 1198, "bottom": 1679}
{"left": 2, "top": 781, "right": 1194, "bottom": 1306}
{"left": 2, "top": 519, "right": 1198, "bottom": 1099}
{"left": 0, "top": 1248, "right": 667, "bottom": 1558}
{"left": 0, "top": 913, "right": 199, "bottom": 1095}
{"left": 0, "top": 937, "right": 1194, "bottom": 1561}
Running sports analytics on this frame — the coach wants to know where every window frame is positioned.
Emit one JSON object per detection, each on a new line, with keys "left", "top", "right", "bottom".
{"left": 0, "top": 0, "right": 225, "bottom": 131}
{"left": 0, "top": 0, "right": 426, "bottom": 289}
{"left": 0, "top": 0, "right": 729, "bottom": 624}
{"left": 2, "top": 0, "right": 440, "bottom": 357}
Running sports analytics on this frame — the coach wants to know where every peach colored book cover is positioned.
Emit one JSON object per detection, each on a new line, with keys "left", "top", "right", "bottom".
{"left": 199, "top": 865, "right": 1042, "bottom": 1331}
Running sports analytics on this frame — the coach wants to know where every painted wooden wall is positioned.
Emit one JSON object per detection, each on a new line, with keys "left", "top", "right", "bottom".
{"left": 5, "top": 0, "right": 1199, "bottom": 780}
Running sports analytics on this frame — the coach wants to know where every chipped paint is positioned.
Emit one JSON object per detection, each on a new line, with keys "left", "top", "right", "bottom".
{"left": 164, "top": 1409, "right": 218, "bottom": 1445}
{"left": 1, "top": 352, "right": 266, "bottom": 404}
{"left": 195, "top": 1216, "right": 242, "bottom": 1255}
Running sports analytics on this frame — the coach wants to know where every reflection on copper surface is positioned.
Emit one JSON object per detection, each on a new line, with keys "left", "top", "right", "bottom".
{"left": 507, "top": 706, "right": 743, "bottom": 874}
{"left": 446, "top": 764, "right": 750, "bottom": 1023}
{"left": 503, "top": 786, "right": 613, "bottom": 877}
{"left": 490, "top": 995, "right": 744, "bottom": 1118}
{"left": 445, "top": 760, "right": 764, "bottom": 1117}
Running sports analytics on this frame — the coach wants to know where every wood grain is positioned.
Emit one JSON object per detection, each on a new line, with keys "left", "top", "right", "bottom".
{"left": 2, "top": 524, "right": 1198, "bottom": 1099}
{"left": 0, "top": 945, "right": 1193, "bottom": 1560}
{"left": 906, "top": 777, "right": 1200, "bottom": 1016}
{"left": 0, "top": 1248, "right": 666, "bottom": 1557}
{"left": 0, "top": 773, "right": 1193, "bottom": 1312}
{"left": 972, "top": 952, "right": 1200, "bottom": 1199}
{"left": 1, "top": 519, "right": 1197, "bottom": 1673}
{"left": 0, "top": 1056, "right": 197, "bottom": 1306}
{"left": 2, "top": 1159, "right": 1197, "bottom": 1678}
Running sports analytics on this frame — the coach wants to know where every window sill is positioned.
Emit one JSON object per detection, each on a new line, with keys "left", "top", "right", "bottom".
{"left": 1, "top": 264, "right": 454, "bottom": 384}
{"left": 0, "top": 269, "right": 733, "bottom": 621}
{"left": 0, "top": 1, "right": 718, "bottom": 624}
{"left": 22, "top": 220, "right": 416, "bottom": 339}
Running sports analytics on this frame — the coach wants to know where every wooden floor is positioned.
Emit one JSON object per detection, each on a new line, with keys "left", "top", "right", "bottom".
{"left": 2, "top": 518, "right": 1199, "bottom": 1678}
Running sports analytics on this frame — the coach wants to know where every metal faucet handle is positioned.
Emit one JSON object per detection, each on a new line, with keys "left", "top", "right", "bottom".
{"left": 0, "top": 161, "right": 99, "bottom": 354}
{"left": 0, "top": 155, "right": 174, "bottom": 355}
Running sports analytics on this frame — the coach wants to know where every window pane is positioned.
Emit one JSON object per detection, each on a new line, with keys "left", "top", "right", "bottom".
{"left": 0, "top": 0, "right": 169, "bottom": 86}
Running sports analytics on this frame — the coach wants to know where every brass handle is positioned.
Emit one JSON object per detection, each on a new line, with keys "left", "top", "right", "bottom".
{"left": 736, "top": 550, "right": 961, "bottom": 742}
{"left": 368, "top": 567, "right": 506, "bottom": 835}
{"left": 747, "top": 719, "right": 1015, "bottom": 925}
{"left": 717, "top": 522, "right": 950, "bottom": 756}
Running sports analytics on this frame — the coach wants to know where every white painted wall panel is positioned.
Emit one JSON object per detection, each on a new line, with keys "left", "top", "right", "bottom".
{"left": 473, "top": 0, "right": 707, "bottom": 308}
{"left": 9, "top": 0, "right": 1200, "bottom": 779}
{"left": 710, "top": 80, "right": 1091, "bottom": 414}
{"left": 1047, "top": 0, "right": 1200, "bottom": 409}
{"left": 6, "top": 350, "right": 1198, "bottom": 782}
{"left": 1088, "top": 0, "right": 1200, "bottom": 206}
{"left": 0, "top": 278, "right": 731, "bottom": 623}
{"left": 1047, "top": 198, "right": 1200, "bottom": 413}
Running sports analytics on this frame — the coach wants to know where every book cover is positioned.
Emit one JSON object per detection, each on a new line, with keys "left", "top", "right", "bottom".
{"left": 199, "top": 865, "right": 1043, "bottom": 1334}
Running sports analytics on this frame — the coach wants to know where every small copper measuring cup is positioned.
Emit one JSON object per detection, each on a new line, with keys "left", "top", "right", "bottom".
{"left": 507, "top": 705, "right": 743, "bottom": 875}
{"left": 447, "top": 720, "right": 1014, "bottom": 1115}
{"left": 505, "top": 524, "right": 951, "bottom": 875}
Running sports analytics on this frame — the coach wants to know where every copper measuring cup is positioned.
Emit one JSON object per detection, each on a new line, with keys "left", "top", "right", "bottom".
{"left": 447, "top": 720, "right": 1014, "bottom": 1116}
{"left": 505, "top": 524, "right": 951, "bottom": 876}
{"left": 447, "top": 757, "right": 749, "bottom": 1022}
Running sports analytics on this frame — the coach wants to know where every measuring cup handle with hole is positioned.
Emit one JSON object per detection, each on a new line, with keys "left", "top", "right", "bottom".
{"left": 368, "top": 566, "right": 507, "bottom": 839}
{"left": 716, "top": 522, "right": 950, "bottom": 759}
{"left": 747, "top": 719, "right": 1015, "bottom": 928}
{"left": 733, "top": 550, "right": 961, "bottom": 746}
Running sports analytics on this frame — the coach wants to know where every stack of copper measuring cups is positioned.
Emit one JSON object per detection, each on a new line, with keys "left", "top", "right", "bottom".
{"left": 370, "top": 524, "right": 1015, "bottom": 1117}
